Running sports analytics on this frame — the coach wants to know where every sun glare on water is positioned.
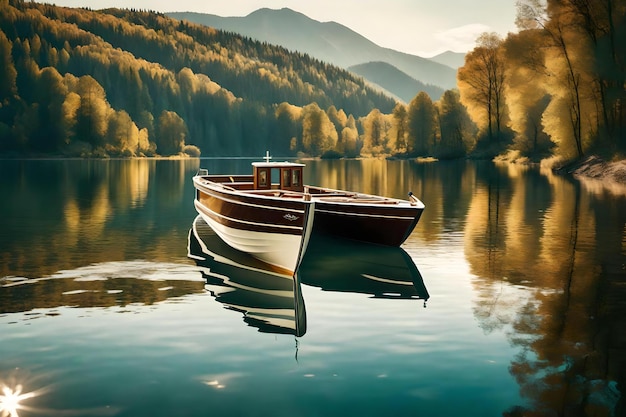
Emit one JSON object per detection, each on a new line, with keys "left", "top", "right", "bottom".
{"left": 0, "top": 385, "right": 36, "bottom": 417}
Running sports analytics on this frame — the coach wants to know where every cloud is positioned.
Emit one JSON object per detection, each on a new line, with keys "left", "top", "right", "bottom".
{"left": 433, "top": 23, "right": 492, "bottom": 53}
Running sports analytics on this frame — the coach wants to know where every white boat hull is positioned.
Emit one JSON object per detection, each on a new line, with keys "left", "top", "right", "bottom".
{"left": 193, "top": 178, "right": 315, "bottom": 274}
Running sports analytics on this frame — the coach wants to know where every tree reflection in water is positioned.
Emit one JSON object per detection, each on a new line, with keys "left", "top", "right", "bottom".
{"left": 461, "top": 162, "right": 626, "bottom": 416}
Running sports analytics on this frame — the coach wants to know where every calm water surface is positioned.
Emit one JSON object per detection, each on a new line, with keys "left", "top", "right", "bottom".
{"left": 1, "top": 158, "right": 625, "bottom": 416}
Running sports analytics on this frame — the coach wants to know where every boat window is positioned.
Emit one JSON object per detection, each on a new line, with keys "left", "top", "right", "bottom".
{"left": 292, "top": 169, "right": 301, "bottom": 186}
{"left": 259, "top": 169, "right": 268, "bottom": 187}
{"left": 282, "top": 169, "right": 291, "bottom": 187}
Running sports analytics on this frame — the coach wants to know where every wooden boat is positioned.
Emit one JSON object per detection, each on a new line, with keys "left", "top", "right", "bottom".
{"left": 194, "top": 153, "right": 425, "bottom": 248}
{"left": 192, "top": 160, "right": 316, "bottom": 274}
{"left": 188, "top": 215, "right": 307, "bottom": 336}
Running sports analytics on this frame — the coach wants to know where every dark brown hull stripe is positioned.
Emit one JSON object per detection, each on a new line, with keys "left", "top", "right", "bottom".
{"left": 316, "top": 208, "right": 419, "bottom": 220}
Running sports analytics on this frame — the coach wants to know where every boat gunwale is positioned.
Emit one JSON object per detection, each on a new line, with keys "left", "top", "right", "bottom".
{"left": 194, "top": 174, "right": 425, "bottom": 209}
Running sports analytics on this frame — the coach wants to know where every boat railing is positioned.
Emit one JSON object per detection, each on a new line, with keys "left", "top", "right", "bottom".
{"left": 200, "top": 180, "right": 254, "bottom": 191}
{"left": 206, "top": 175, "right": 254, "bottom": 183}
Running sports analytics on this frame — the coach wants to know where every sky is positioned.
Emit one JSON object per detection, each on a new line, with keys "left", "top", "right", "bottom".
{"left": 45, "top": 0, "right": 519, "bottom": 57}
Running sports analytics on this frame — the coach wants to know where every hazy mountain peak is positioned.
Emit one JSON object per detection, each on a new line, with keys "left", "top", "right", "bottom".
{"left": 429, "top": 50, "right": 466, "bottom": 69}
{"left": 248, "top": 7, "right": 307, "bottom": 19}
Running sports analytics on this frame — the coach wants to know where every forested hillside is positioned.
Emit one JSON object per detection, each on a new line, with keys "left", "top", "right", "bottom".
{"left": 0, "top": 0, "right": 396, "bottom": 157}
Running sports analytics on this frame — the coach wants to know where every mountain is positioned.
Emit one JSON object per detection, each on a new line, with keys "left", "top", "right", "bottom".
{"left": 168, "top": 8, "right": 458, "bottom": 91}
{"left": 429, "top": 51, "right": 466, "bottom": 70}
{"left": 348, "top": 62, "right": 444, "bottom": 103}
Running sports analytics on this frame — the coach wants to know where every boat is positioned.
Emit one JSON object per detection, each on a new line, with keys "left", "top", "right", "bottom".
{"left": 192, "top": 158, "right": 316, "bottom": 274}
{"left": 299, "top": 233, "right": 429, "bottom": 304}
{"left": 193, "top": 153, "right": 425, "bottom": 247}
{"left": 188, "top": 215, "right": 307, "bottom": 336}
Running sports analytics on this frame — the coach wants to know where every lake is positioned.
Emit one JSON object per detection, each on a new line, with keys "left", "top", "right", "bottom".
{"left": 1, "top": 158, "right": 625, "bottom": 417}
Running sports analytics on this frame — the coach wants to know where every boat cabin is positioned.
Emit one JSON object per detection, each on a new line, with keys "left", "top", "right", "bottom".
{"left": 252, "top": 162, "right": 305, "bottom": 193}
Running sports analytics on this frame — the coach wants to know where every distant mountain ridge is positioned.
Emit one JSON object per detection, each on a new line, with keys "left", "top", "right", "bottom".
{"left": 429, "top": 51, "right": 466, "bottom": 70}
{"left": 168, "top": 8, "right": 462, "bottom": 95}
{"left": 348, "top": 62, "right": 444, "bottom": 103}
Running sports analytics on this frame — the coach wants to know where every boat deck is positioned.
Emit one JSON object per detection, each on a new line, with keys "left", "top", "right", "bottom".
{"left": 305, "top": 186, "right": 403, "bottom": 205}
{"left": 198, "top": 175, "right": 407, "bottom": 205}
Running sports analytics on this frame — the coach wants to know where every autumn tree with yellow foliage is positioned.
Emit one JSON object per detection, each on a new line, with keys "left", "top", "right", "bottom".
{"left": 458, "top": 0, "right": 625, "bottom": 161}
{"left": 458, "top": 33, "right": 510, "bottom": 155}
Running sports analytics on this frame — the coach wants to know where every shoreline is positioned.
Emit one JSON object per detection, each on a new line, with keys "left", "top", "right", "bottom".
{"left": 553, "top": 155, "right": 626, "bottom": 196}
{"left": 4, "top": 153, "right": 626, "bottom": 191}
{"left": 554, "top": 155, "right": 626, "bottom": 182}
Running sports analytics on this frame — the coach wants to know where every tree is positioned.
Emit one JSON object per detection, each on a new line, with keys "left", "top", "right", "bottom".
{"left": 337, "top": 114, "right": 359, "bottom": 157}
{"left": 530, "top": 0, "right": 626, "bottom": 151}
{"left": 61, "top": 91, "right": 81, "bottom": 147}
{"left": 407, "top": 91, "right": 437, "bottom": 156}
{"left": 13, "top": 40, "right": 40, "bottom": 104}
{"left": 32, "top": 66, "right": 68, "bottom": 152}
{"left": 75, "top": 75, "right": 110, "bottom": 147}
{"left": 515, "top": 0, "right": 591, "bottom": 158}
{"left": 106, "top": 109, "right": 139, "bottom": 155}
{"left": 438, "top": 89, "right": 476, "bottom": 158}
{"left": 500, "top": 25, "right": 553, "bottom": 158}
{"left": 340, "top": 126, "right": 359, "bottom": 157}
{"left": 458, "top": 32, "right": 507, "bottom": 144}
{"left": 275, "top": 102, "right": 302, "bottom": 154}
{"left": 326, "top": 104, "right": 348, "bottom": 133}
{"left": 301, "top": 103, "right": 337, "bottom": 155}
{"left": 361, "top": 108, "right": 389, "bottom": 156}
{"left": 0, "top": 30, "right": 18, "bottom": 149}
{"left": 390, "top": 103, "right": 408, "bottom": 153}
{"left": 0, "top": 30, "right": 17, "bottom": 103}
{"left": 137, "top": 127, "right": 153, "bottom": 155}
{"left": 156, "top": 110, "right": 187, "bottom": 155}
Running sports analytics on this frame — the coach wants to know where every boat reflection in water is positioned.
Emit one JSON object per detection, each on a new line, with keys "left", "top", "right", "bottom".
{"left": 188, "top": 215, "right": 429, "bottom": 337}
{"left": 300, "top": 234, "right": 429, "bottom": 305}
{"left": 188, "top": 215, "right": 307, "bottom": 336}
